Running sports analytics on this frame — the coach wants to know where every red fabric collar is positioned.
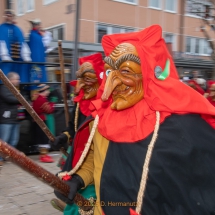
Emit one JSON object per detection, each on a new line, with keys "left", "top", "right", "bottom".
{"left": 32, "top": 28, "right": 42, "bottom": 35}
{"left": 74, "top": 89, "right": 96, "bottom": 116}
{"left": 90, "top": 25, "right": 215, "bottom": 142}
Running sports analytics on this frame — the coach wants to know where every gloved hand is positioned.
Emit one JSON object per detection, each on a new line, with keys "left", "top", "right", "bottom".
{"left": 54, "top": 174, "right": 84, "bottom": 205}
{"left": 49, "top": 133, "right": 68, "bottom": 150}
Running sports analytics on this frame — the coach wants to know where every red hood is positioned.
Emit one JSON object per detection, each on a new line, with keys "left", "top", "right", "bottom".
{"left": 90, "top": 25, "right": 215, "bottom": 142}
{"left": 73, "top": 53, "right": 104, "bottom": 116}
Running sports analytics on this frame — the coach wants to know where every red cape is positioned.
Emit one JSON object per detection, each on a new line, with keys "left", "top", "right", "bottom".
{"left": 90, "top": 25, "right": 215, "bottom": 142}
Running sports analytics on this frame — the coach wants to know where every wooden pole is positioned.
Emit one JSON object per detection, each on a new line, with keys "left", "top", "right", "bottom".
{"left": 0, "top": 140, "right": 93, "bottom": 211}
{"left": 58, "top": 40, "right": 70, "bottom": 127}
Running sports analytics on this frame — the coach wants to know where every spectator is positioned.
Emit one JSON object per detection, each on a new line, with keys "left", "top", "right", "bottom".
{"left": 0, "top": 72, "right": 21, "bottom": 167}
{"left": 28, "top": 19, "right": 47, "bottom": 83}
{"left": 196, "top": 78, "right": 207, "bottom": 91}
{"left": 0, "top": 10, "right": 31, "bottom": 82}
{"left": 32, "top": 84, "right": 54, "bottom": 163}
{"left": 191, "top": 70, "right": 199, "bottom": 80}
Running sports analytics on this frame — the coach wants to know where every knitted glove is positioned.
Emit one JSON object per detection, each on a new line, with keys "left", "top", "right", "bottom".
{"left": 54, "top": 174, "right": 84, "bottom": 205}
{"left": 49, "top": 133, "right": 68, "bottom": 150}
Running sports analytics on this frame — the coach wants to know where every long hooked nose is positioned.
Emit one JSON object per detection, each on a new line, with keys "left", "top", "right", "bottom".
{"left": 75, "top": 79, "right": 85, "bottom": 94}
{"left": 101, "top": 71, "right": 122, "bottom": 101}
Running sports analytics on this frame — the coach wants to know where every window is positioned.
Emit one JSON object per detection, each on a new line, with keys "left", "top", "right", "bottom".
{"left": 164, "top": 33, "right": 177, "bottom": 51}
{"left": 112, "top": 27, "right": 121, "bottom": 34}
{"left": 203, "top": 39, "right": 212, "bottom": 55}
{"left": 186, "top": 0, "right": 212, "bottom": 17}
{"left": 17, "top": 0, "right": 25, "bottom": 15}
{"left": 17, "top": 0, "right": 34, "bottom": 15}
{"left": 27, "top": 0, "right": 35, "bottom": 12}
{"left": 98, "top": 25, "right": 108, "bottom": 44}
{"left": 97, "top": 24, "right": 135, "bottom": 43}
{"left": 165, "top": 0, "right": 177, "bottom": 12}
{"left": 149, "top": 0, "right": 161, "bottom": 9}
{"left": 47, "top": 25, "right": 64, "bottom": 40}
{"left": 43, "top": 0, "right": 58, "bottom": 5}
{"left": 185, "top": 37, "right": 212, "bottom": 55}
{"left": 186, "top": 37, "right": 191, "bottom": 53}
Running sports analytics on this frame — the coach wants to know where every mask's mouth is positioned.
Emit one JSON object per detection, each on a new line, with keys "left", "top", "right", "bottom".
{"left": 83, "top": 85, "right": 97, "bottom": 93}
{"left": 112, "top": 85, "right": 130, "bottom": 95}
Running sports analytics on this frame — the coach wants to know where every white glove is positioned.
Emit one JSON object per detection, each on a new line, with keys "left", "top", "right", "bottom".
{"left": 0, "top": 41, "right": 12, "bottom": 61}
{"left": 21, "top": 42, "right": 32, "bottom": 62}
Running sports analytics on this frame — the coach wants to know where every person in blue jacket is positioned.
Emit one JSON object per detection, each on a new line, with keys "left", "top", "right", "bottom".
{"left": 28, "top": 19, "right": 47, "bottom": 83}
{"left": 0, "top": 10, "right": 31, "bottom": 82}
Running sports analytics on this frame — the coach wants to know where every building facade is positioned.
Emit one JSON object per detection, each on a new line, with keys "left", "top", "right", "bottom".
{"left": 5, "top": 0, "right": 215, "bottom": 79}
{"left": 0, "top": 1, "right": 7, "bottom": 23}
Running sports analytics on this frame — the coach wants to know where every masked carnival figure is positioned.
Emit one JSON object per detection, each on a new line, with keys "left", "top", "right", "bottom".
{"left": 50, "top": 53, "right": 104, "bottom": 214}
{"left": 53, "top": 25, "right": 215, "bottom": 215}
{"left": 0, "top": 10, "right": 31, "bottom": 82}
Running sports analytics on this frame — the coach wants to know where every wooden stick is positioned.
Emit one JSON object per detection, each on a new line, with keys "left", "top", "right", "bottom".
{"left": 0, "top": 140, "right": 93, "bottom": 211}
{"left": 58, "top": 40, "right": 70, "bottom": 127}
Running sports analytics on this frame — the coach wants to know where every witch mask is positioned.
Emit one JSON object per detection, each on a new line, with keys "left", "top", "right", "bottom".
{"left": 76, "top": 62, "right": 99, "bottom": 100}
{"left": 101, "top": 43, "right": 143, "bottom": 110}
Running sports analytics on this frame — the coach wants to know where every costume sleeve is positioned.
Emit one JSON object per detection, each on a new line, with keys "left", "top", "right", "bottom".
{"left": 42, "top": 31, "right": 52, "bottom": 48}
{"left": 14, "top": 27, "right": 31, "bottom": 62}
{"left": 21, "top": 42, "right": 32, "bottom": 62}
{"left": 0, "top": 41, "right": 12, "bottom": 61}
{"left": 76, "top": 142, "right": 94, "bottom": 187}
{"left": 0, "top": 25, "right": 12, "bottom": 61}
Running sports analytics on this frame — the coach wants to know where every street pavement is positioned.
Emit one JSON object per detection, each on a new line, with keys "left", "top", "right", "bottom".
{"left": 0, "top": 152, "right": 63, "bottom": 215}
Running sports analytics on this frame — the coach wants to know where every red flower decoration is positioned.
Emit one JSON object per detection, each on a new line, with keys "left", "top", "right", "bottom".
{"left": 129, "top": 208, "right": 140, "bottom": 215}
{"left": 62, "top": 174, "right": 72, "bottom": 181}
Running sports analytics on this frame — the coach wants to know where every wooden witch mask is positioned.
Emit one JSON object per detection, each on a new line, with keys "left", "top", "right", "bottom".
{"left": 101, "top": 43, "right": 143, "bottom": 110}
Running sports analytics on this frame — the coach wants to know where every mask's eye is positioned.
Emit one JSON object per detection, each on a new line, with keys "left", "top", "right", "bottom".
{"left": 106, "top": 69, "right": 112, "bottom": 77}
{"left": 121, "top": 70, "right": 130, "bottom": 74}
